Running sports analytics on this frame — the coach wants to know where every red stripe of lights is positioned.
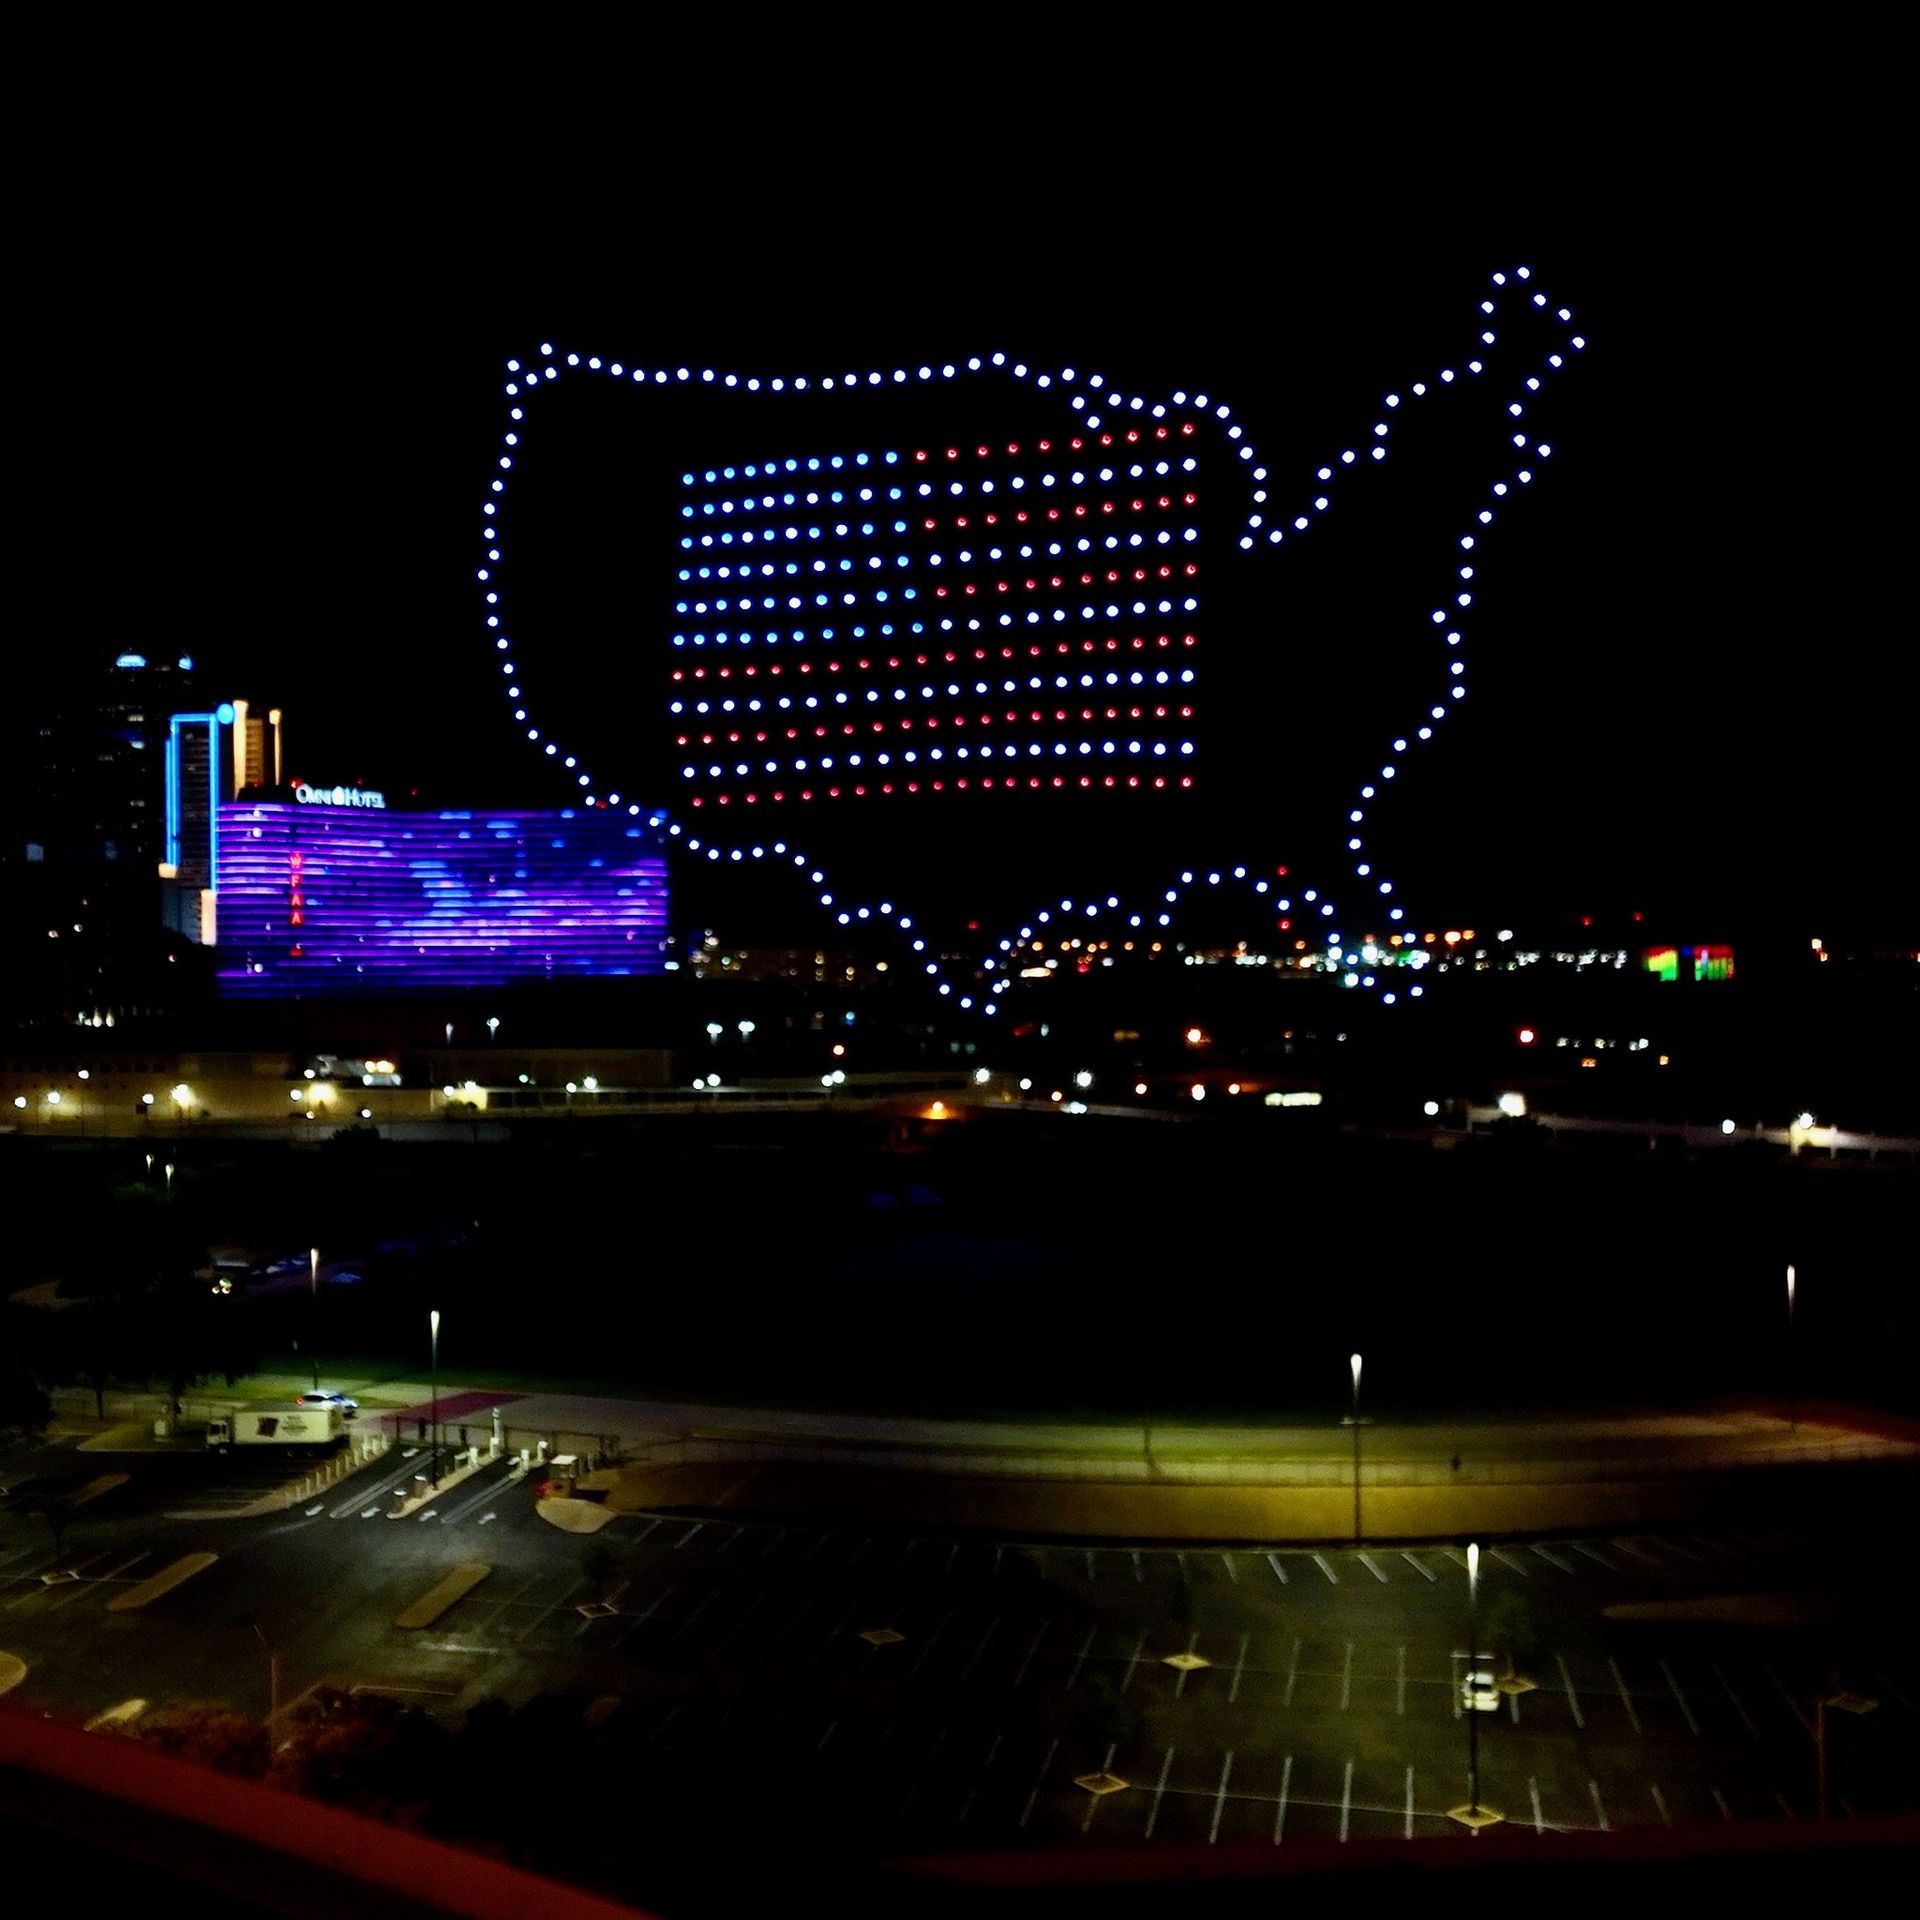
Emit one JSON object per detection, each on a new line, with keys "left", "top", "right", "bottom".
{"left": 909, "top": 422, "right": 1198, "bottom": 465}
{"left": 922, "top": 492, "right": 1196, "bottom": 533}
{"left": 671, "top": 632, "right": 1198, "bottom": 689}
{"left": 680, "top": 703, "right": 1189, "bottom": 752}
{"left": 689, "top": 774, "right": 1194, "bottom": 806}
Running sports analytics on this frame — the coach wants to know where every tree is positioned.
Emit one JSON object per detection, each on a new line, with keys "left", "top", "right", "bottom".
{"left": 133, "top": 1702, "right": 269, "bottom": 1778}
{"left": 0, "top": 1361, "right": 53, "bottom": 1446}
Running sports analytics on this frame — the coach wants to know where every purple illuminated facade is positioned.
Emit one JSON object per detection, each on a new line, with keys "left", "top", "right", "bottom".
{"left": 213, "top": 802, "right": 670, "bottom": 997}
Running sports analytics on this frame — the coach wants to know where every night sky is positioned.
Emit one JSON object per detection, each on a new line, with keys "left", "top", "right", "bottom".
{"left": 20, "top": 103, "right": 1906, "bottom": 946}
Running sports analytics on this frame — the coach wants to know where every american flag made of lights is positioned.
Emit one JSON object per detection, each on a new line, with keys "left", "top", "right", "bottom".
{"left": 669, "top": 419, "right": 1204, "bottom": 814}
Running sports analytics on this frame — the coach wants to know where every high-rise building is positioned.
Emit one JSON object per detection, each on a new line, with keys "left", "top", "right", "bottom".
{"left": 157, "top": 699, "right": 284, "bottom": 942}
{"left": 24, "top": 652, "right": 198, "bottom": 868}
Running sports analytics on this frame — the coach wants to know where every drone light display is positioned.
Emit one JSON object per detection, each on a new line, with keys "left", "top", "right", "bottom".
{"left": 477, "top": 268, "right": 1584, "bottom": 1010}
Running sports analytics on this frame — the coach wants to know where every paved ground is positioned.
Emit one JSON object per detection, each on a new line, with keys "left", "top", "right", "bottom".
{"left": 2, "top": 1421, "right": 1915, "bottom": 1898}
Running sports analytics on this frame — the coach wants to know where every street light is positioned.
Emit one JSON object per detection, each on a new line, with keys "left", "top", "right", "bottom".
{"left": 486, "top": 1017, "right": 500, "bottom": 1041}
{"left": 429, "top": 1309, "right": 441, "bottom": 1490}
{"left": 308, "top": 1248, "right": 321, "bottom": 1391}
{"left": 247, "top": 1617, "right": 281, "bottom": 1731}
{"left": 1786, "top": 1262, "right": 1797, "bottom": 1432}
{"left": 1816, "top": 1681, "right": 1878, "bottom": 1819}
{"left": 1338, "top": 1354, "right": 1368, "bottom": 1542}
{"left": 1445, "top": 1542, "right": 1504, "bottom": 1828}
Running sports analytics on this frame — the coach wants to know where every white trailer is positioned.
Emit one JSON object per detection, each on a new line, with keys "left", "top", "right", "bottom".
{"left": 205, "top": 1403, "right": 346, "bottom": 1452}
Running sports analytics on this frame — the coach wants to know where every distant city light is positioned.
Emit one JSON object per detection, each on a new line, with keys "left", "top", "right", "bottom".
{"left": 1191, "top": 1084, "right": 1207, "bottom": 1101}
{"left": 1496, "top": 1092, "right": 1527, "bottom": 1118}
{"left": 1721, "top": 1118, "right": 1737, "bottom": 1135}
{"left": 1423, "top": 1100, "right": 1441, "bottom": 1116}
{"left": 1517, "top": 1027, "right": 1537, "bottom": 1045}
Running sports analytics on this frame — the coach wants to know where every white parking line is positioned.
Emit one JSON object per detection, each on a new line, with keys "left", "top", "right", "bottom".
{"left": 1130, "top": 1550, "right": 1145, "bottom": 1583}
{"left": 1608, "top": 1658, "right": 1642, "bottom": 1734}
{"left": 1589, "top": 1780, "right": 1609, "bottom": 1831}
{"left": 1711, "top": 1786, "right": 1733, "bottom": 1822}
{"left": 1490, "top": 1549, "right": 1530, "bottom": 1578}
{"left": 1570, "top": 1541, "right": 1618, "bottom": 1571}
{"left": 518, "top": 1576, "right": 587, "bottom": 1642}
{"left": 1654, "top": 1534, "right": 1707, "bottom": 1562}
{"left": 1529, "top": 1777, "right": 1545, "bottom": 1833}
{"left": 814, "top": 1716, "right": 839, "bottom": 1755}
{"left": 608, "top": 1585, "right": 673, "bottom": 1649}
{"left": 1221, "top": 1554, "right": 1238, "bottom": 1583}
{"left": 1441, "top": 1547, "right": 1470, "bottom": 1570}
{"left": 1532, "top": 1544, "right": 1575, "bottom": 1573}
{"left": 715, "top": 1526, "right": 747, "bottom": 1556}
{"left": 1340, "top": 1759, "right": 1354, "bottom": 1842}
{"left": 1661, "top": 1660, "right": 1700, "bottom": 1734}
{"left": 1311, "top": 1553, "right": 1339, "bottom": 1585}
{"left": 1773, "top": 1789, "right": 1798, "bottom": 1821}
{"left": 1274, "top": 1754, "right": 1293, "bottom": 1843}
{"left": 1175, "top": 1634, "right": 1202, "bottom": 1698}
{"left": 703, "top": 1591, "right": 770, "bottom": 1663}
{"left": 1766, "top": 1666, "right": 1816, "bottom": 1737}
{"left": 1401, "top": 1551, "right": 1435, "bottom": 1582}
{"left": 1229, "top": 1633, "right": 1251, "bottom": 1705}
{"left": 1085, "top": 1550, "right": 1097, "bottom": 1581}
{"left": 1013, "top": 1621, "right": 1048, "bottom": 1687}
{"left": 1404, "top": 1766, "right": 1416, "bottom": 1840}
{"left": 1713, "top": 1662, "right": 1760, "bottom": 1738}
{"left": 1283, "top": 1637, "right": 1301, "bottom": 1707}
{"left": 1145, "top": 1746, "right": 1175, "bottom": 1839}
{"left": 955, "top": 1731, "right": 1002, "bottom": 1826}
{"left": 1081, "top": 1743, "right": 1118, "bottom": 1833}
{"left": 844, "top": 1536, "right": 872, "bottom": 1569}
{"left": 1266, "top": 1553, "right": 1288, "bottom": 1584}
{"left": 1066, "top": 1626, "right": 1096, "bottom": 1691}
{"left": 671, "top": 1523, "right": 704, "bottom": 1550}
{"left": 1209, "top": 1753, "right": 1235, "bottom": 1843}
{"left": 1340, "top": 1643, "right": 1353, "bottom": 1712}
{"left": 1176, "top": 1552, "right": 1190, "bottom": 1584}
{"left": 1611, "top": 1538, "right": 1663, "bottom": 1566}
{"left": 1357, "top": 1553, "right": 1388, "bottom": 1584}
{"left": 1651, "top": 1784, "right": 1671, "bottom": 1827}
{"left": 941, "top": 1543, "right": 959, "bottom": 1577}
{"left": 1874, "top": 1667, "right": 1914, "bottom": 1712}
{"left": 1396, "top": 1646, "right": 1407, "bottom": 1717}
{"left": 1557, "top": 1653, "right": 1586, "bottom": 1729}
{"left": 1120, "top": 1629, "right": 1147, "bottom": 1694}
{"left": 665, "top": 1590, "right": 725, "bottom": 1648}
{"left": 908, "top": 1609, "right": 957, "bottom": 1675}
{"left": 898, "top": 1729, "right": 946, "bottom": 1816}
{"left": 957, "top": 1615, "right": 1002, "bottom": 1685}
{"left": 1018, "top": 1739, "right": 1058, "bottom": 1829}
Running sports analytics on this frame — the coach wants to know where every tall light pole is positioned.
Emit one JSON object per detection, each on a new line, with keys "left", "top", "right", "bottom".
{"left": 429, "top": 1308, "right": 441, "bottom": 1490}
{"left": 1448, "top": 1541, "right": 1504, "bottom": 1829}
{"left": 1786, "top": 1263, "right": 1797, "bottom": 1432}
{"left": 1467, "top": 1543, "right": 1482, "bottom": 1814}
{"left": 308, "top": 1247, "right": 321, "bottom": 1391}
{"left": 246, "top": 1618, "right": 280, "bottom": 1733}
{"left": 1342, "top": 1353, "right": 1364, "bottom": 1544}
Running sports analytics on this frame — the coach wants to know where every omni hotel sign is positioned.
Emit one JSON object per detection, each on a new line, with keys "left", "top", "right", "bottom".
{"left": 293, "top": 783, "right": 387, "bottom": 810}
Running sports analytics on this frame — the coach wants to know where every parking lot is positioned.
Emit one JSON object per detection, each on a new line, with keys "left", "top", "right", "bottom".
{"left": 2, "top": 1426, "right": 1914, "bottom": 1881}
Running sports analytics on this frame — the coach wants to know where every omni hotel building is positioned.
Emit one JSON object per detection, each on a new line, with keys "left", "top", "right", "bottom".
{"left": 160, "top": 705, "right": 670, "bottom": 997}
